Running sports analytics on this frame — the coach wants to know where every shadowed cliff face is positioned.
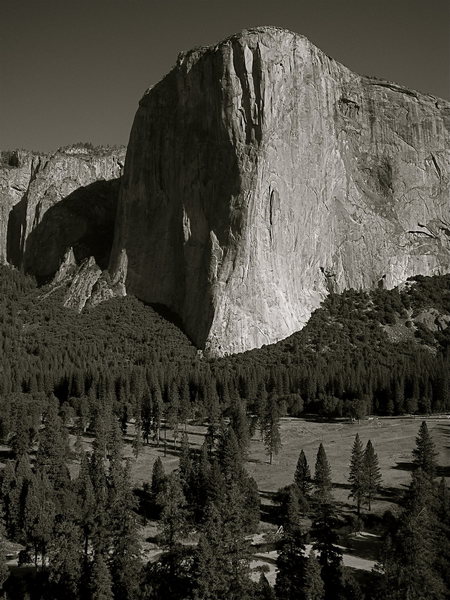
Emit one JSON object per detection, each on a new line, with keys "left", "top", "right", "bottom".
{"left": 110, "top": 26, "right": 450, "bottom": 356}
{"left": 0, "top": 147, "right": 125, "bottom": 280}
{"left": 23, "top": 178, "right": 121, "bottom": 284}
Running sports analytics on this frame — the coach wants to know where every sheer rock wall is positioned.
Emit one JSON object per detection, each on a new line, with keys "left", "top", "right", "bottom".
{"left": 110, "top": 26, "right": 450, "bottom": 356}
{"left": 0, "top": 147, "right": 125, "bottom": 281}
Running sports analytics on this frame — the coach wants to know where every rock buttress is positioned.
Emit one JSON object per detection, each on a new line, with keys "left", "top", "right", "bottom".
{"left": 110, "top": 26, "right": 450, "bottom": 356}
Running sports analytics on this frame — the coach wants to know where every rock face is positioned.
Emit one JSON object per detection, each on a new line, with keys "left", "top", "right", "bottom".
{"left": 0, "top": 145, "right": 125, "bottom": 281}
{"left": 52, "top": 247, "right": 127, "bottom": 312}
{"left": 110, "top": 26, "right": 450, "bottom": 356}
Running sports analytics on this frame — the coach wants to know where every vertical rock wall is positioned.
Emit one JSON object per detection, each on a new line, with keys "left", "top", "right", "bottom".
{"left": 111, "top": 26, "right": 450, "bottom": 356}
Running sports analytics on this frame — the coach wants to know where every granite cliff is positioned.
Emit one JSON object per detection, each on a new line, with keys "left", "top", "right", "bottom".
{"left": 0, "top": 145, "right": 125, "bottom": 282}
{"left": 110, "top": 26, "right": 450, "bottom": 356}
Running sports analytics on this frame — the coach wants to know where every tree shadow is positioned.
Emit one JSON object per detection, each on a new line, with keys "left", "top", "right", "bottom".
{"left": 392, "top": 461, "right": 414, "bottom": 472}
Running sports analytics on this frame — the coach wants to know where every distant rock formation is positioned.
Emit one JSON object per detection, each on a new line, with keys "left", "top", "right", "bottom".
{"left": 0, "top": 145, "right": 125, "bottom": 281}
{"left": 51, "top": 247, "right": 127, "bottom": 312}
{"left": 109, "top": 26, "right": 450, "bottom": 356}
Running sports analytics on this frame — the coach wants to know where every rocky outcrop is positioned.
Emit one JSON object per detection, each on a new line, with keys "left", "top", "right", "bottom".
{"left": 0, "top": 145, "right": 125, "bottom": 281}
{"left": 52, "top": 247, "right": 127, "bottom": 312}
{"left": 110, "top": 26, "right": 450, "bottom": 356}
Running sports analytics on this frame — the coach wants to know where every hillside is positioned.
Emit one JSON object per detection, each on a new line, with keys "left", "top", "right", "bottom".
{"left": 1, "top": 266, "right": 448, "bottom": 438}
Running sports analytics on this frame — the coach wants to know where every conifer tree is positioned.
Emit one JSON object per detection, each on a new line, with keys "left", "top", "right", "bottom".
{"left": 35, "top": 397, "right": 70, "bottom": 491}
{"left": 178, "top": 431, "right": 194, "bottom": 503}
{"left": 151, "top": 386, "right": 163, "bottom": 447}
{"left": 294, "top": 449, "right": 312, "bottom": 497}
{"left": 75, "top": 452, "right": 95, "bottom": 560}
{"left": 194, "top": 496, "right": 252, "bottom": 600}
{"left": 275, "top": 486, "right": 309, "bottom": 600}
{"left": 362, "top": 439, "right": 382, "bottom": 511}
{"left": 348, "top": 433, "right": 364, "bottom": 517}
{"left": 312, "top": 503, "right": 344, "bottom": 600}
{"left": 218, "top": 427, "right": 244, "bottom": 482}
{"left": 24, "top": 471, "right": 56, "bottom": 568}
{"left": 254, "top": 382, "right": 268, "bottom": 439}
{"left": 167, "top": 385, "right": 180, "bottom": 448}
{"left": 304, "top": 550, "right": 325, "bottom": 600}
{"left": 229, "top": 400, "right": 250, "bottom": 455}
{"left": 157, "top": 473, "right": 188, "bottom": 551}
{"left": 90, "top": 552, "right": 114, "bottom": 600}
{"left": 412, "top": 421, "right": 437, "bottom": 477}
{"left": 48, "top": 519, "right": 83, "bottom": 600}
{"left": 0, "top": 525, "right": 9, "bottom": 598}
{"left": 109, "top": 460, "right": 140, "bottom": 600}
{"left": 255, "top": 573, "right": 276, "bottom": 600}
{"left": 314, "top": 444, "right": 332, "bottom": 504}
{"left": 151, "top": 457, "right": 166, "bottom": 504}
{"left": 262, "top": 395, "right": 282, "bottom": 464}
{"left": 191, "top": 441, "right": 211, "bottom": 522}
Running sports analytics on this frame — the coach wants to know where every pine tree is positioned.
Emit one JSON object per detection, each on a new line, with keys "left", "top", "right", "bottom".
{"left": 193, "top": 504, "right": 231, "bottom": 600}
{"left": 0, "top": 525, "right": 9, "bottom": 598}
{"left": 151, "top": 386, "right": 163, "bottom": 446}
{"left": 254, "top": 382, "right": 268, "bottom": 439}
{"left": 314, "top": 444, "right": 332, "bottom": 504}
{"left": 35, "top": 397, "right": 70, "bottom": 491}
{"left": 90, "top": 552, "right": 114, "bottom": 600}
{"left": 48, "top": 519, "right": 83, "bottom": 600}
{"left": 151, "top": 457, "right": 166, "bottom": 504}
{"left": 255, "top": 573, "right": 276, "bottom": 600}
{"left": 75, "top": 452, "right": 95, "bottom": 562}
{"left": 348, "top": 434, "right": 364, "bottom": 518}
{"left": 362, "top": 440, "right": 382, "bottom": 511}
{"left": 194, "top": 495, "right": 252, "bottom": 600}
{"left": 262, "top": 395, "right": 282, "bottom": 464}
{"left": 108, "top": 460, "right": 140, "bottom": 600}
{"left": 312, "top": 503, "right": 344, "bottom": 600}
{"left": 303, "top": 550, "right": 325, "bottom": 600}
{"left": 378, "top": 463, "right": 446, "bottom": 599}
{"left": 157, "top": 473, "right": 189, "bottom": 551}
{"left": 24, "top": 471, "right": 56, "bottom": 568}
{"left": 218, "top": 427, "right": 244, "bottom": 482}
{"left": 294, "top": 449, "right": 312, "bottom": 496}
{"left": 412, "top": 421, "right": 438, "bottom": 477}
{"left": 229, "top": 400, "right": 250, "bottom": 455}
{"left": 275, "top": 487, "right": 308, "bottom": 600}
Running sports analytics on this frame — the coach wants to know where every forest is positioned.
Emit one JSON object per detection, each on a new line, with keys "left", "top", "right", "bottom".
{"left": 0, "top": 266, "right": 449, "bottom": 598}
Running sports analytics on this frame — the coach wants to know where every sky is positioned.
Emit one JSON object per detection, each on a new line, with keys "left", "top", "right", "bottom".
{"left": 1, "top": 0, "right": 449, "bottom": 151}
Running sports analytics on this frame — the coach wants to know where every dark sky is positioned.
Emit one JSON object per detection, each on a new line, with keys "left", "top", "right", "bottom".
{"left": 1, "top": 0, "right": 449, "bottom": 151}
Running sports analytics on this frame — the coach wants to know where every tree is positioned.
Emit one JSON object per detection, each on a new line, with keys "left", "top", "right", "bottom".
{"left": 262, "top": 395, "right": 282, "bottom": 464}
{"left": 0, "top": 525, "right": 9, "bottom": 598}
{"left": 294, "top": 449, "right": 312, "bottom": 497}
{"left": 157, "top": 473, "right": 189, "bottom": 551}
{"left": 108, "top": 460, "right": 140, "bottom": 600}
{"left": 303, "top": 550, "right": 325, "bottom": 600}
{"left": 312, "top": 503, "right": 344, "bottom": 600}
{"left": 314, "top": 444, "right": 332, "bottom": 504}
{"left": 362, "top": 440, "right": 382, "bottom": 511}
{"left": 75, "top": 452, "right": 95, "bottom": 560}
{"left": 229, "top": 400, "right": 250, "bottom": 455}
{"left": 348, "top": 434, "right": 364, "bottom": 518}
{"left": 275, "top": 487, "right": 308, "bottom": 600}
{"left": 377, "top": 460, "right": 446, "bottom": 599}
{"left": 48, "top": 519, "right": 83, "bottom": 600}
{"left": 24, "top": 471, "right": 56, "bottom": 568}
{"left": 90, "top": 552, "right": 114, "bottom": 600}
{"left": 193, "top": 499, "right": 252, "bottom": 600}
{"left": 412, "top": 421, "right": 437, "bottom": 478}
{"left": 35, "top": 397, "right": 70, "bottom": 491}
{"left": 151, "top": 458, "right": 166, "bottom": 505}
